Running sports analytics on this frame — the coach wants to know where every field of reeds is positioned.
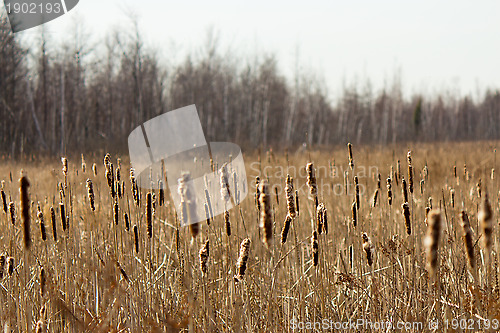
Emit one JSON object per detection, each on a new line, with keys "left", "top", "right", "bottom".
{"left": 1, "top": 141, "right": 500, "bottom": 332}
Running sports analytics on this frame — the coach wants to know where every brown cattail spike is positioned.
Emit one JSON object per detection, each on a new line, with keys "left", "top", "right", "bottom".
{"left": 281, "top": 214, "right": 292, "bottom": 244}
{"left": 285, "top": 175, "right": 296, "bottom": 218}
{"left": 133, "top": 225, "right": 139, "bottom": 253}
{"left": 235, "top": 238, "right": 251, "bottom": 281}
{"left": 407, "top": 150, "right": 413, "bottom": 194}
{"left": 402, "top": 202, "right": 411, "bottom": 235}
{"left": 124, "top": 213, "right": 130, "bottom": 231}
{"left": 401, "top": 177, "right": 408, "bottom": 203}
{"left": 316, "top": 203, "right": 324, "bottom": 235}
{"left": 259, "top": 180, "right": 273, "bottom": 247}
{"left": 86, "top": 179, "right": 95, "bottom": 211}
{"left": 224, "top": 211, "right": 231, "bottom": 236}
{"left": 199, "top": 239, "right": 209, "bottom": 277}
{"left": 50, "top": 207, "right": 57, "bottom": 242}
{"left": 425, "top": 210, "right": 441, "bottom": 278}
{"left": 20, "top": 176, "right": 31, "bottom": 249}
{"left": 9, "top": 202, "right": 15, "bottom": 225}
{"left": 1, "top": 188, "right": 7, "bottom": 214}
{"left": 347, "top": 143, "right": 354, "bottom": 170}
{"left": 311, "top": 230, "right": 319, "bottom": 266}
{"left": 362, "top": 233, "right": 373, "bottom": 266}
{"left": 372, "top": 189, "right": 379, "bottom": 208}
{"left": 460, "top": 211, "right": 475, "bottom": 269}
{"left": 38, "top": 209, "right": 46, "bottom": 241}
{"left": 386, "top": 178, "right": 392, "bottom": 206}
{"left": 306, "top": 163, "right": 318, "bottom": 202}
{"left": 60, "top": 202, "right": 67, "bottom": 231}
{"left": 479, "top": 192, "right": 493, "bottom": 250}
{"left": 146, "top": 192, "right": 152, "bottom": 238}
{"left": 351, "top": 201, "right": 357, "bottom": 227}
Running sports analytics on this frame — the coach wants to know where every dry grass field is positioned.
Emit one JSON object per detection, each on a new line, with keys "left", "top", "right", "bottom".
{"left": 1, "top": 141, "right": 500, "bottom": 332}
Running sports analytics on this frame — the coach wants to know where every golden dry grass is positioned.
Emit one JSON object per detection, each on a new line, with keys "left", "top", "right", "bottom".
{"left": 0, "top": 141, "right": 500, "bottom": 332}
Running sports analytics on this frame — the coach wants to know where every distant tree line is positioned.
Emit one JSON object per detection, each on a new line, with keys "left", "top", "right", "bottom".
{"left": 1, "top": 15, "right": 499, "bottom": 157}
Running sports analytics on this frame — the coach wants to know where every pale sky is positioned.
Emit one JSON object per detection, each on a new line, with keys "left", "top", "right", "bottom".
{"left": 5, "top": 0, "right": 500, "bottom": 101}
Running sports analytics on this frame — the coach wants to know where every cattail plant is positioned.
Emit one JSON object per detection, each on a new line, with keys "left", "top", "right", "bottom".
{"left": 124, "top": 213, "right": 130, "bottom": 231}
{"left": 92, "top": 163, "right": 97, "bottom": 177}
{"left": 235, "top": 238, "right": 251, "bottom": 282}
{"left": 8, "top": 257, "right": 14, "bottom": 276}
{"left": 133, "top": 225, "right": 139, "bottom": 253}
{"left": 402, "top": 202, "right": 411, "bottom": 235}
{"left": 1, "top": 187, "right": 7, "bottom": 214}
{"left": 479, "top": 192, "right": 493, "bottom": 251}
{"left": 311, "top": 230, "right": 319, "bottom": 266}
{"left": 220, "top": 163, "right": 231, "bottom": 203}
{"left": 424, "top": 210, "right": 441, "bottom": 279}
{"left": 285, "top": 175, "right": 296, "bottom": 218}
{"left": 146, "top": 192, "right": 153, "bottom": 239}
{"left": 460, "top": 211, "right": 475, "bottom": 270}
{"left": 254, "top": 176, "right": 261, "bottom": 211}
{"left": 37, "top": 208, "right": 46, "bottom": 241}
{"left": 407, "top": 150, "right": 413, "bottom": 194}
{"left": 20, "top": 175, "right": 31, "bottom": 249}
{"left": 274, "top": 186, "right": 279, "bottom": 205}
{"left": 372, "top": 189, "right": 379, "bottom": 208}
{"left": 113, "top": 201, "right": 119, "bottom": 225}
{"left": 60, "top": 202, "right": 67, "bottom": 231}
{"left": 178, "top": 173, "right": 199, "bottom": 238}
{"left": 50, "top": 207, "right": 57, "bottom": 242}
{"left": 86, "top": 179, "right": 95, "bottom": 211}
{"left": 306, "top": 163, "right": 318, "bottom": 205}
{"left": 476, "top": 179, "right": 482, "bottom": 198}
{"left": 401, "top": 177, "right": 408, "bottom": 203}
{"left": 362, "top": 233, "right": 373, "bottom": 266}
{"left": 347, "top": 142, "right": 354, "bottom": 170}
{"left": 450, "top": 189, "right": 455, "bottom": 208}
{"left": 386, "top": 178, "right": 392, "bottom": 206}
{"left": 281, "top": 214, "right": 292, "bottom": 244}
{"left": 354, "top": 176, "right": 360, "bottom": 210}
{"left": 420, "top": 179, "right": 424, "bottom": 195}
{"left": 259, "top": 179, "right": 273, "bottom": 247}
{"left": 9, "top": 201, "right": 15, "bottom": 225}
{"left": 40, "top": 267, "right": 46, "bottom": 297}
{"left": 316, "top": 203, "right": 324, "bottom": 235}
{"left": 224, "top": 211, "right": 231, "bottom": 236}
{"left": 352, "top": 201, "right": 357, "bottom": 227}
{"left": 159, "top": 181, "right": 165, "bottom": 206}
{"left": 0, "top": 254, "right": 5, "bottom": 279}
{"left": 199, "top": 239, "right": 209, "bottom": 277}
{"left": 295, "top": 189, "right": 300, "bottom": 216}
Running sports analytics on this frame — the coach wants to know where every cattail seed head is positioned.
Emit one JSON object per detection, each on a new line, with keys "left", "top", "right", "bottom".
{"left": 362, "top": 233, "right": 373, "bottom": 266}
{"left": 254, "top": 176, "right": 261, "bottom": 211}
{"left": 407, "top": 150, "right": 413, "bottom": 194}
{"left": 8, "top": 257, "right": 14, "bottom": 276}
{"left": 372, "top": 189, "right": 379, "bottom": 208}
{"left": 351, "top": 201, "right": 357, "bottom": 227}
{"left": 59, "top": 202, "right": 67, "bottom": 231}
{"left": 386, "top": 178, "right": 392, "bottom": 206}
{"left": 306, "top": 163, "right": 318, "bottom": 200}
{"left": 285, "top": 175, "right": 296, "bottom": 218}
{"left": 347, "top": 143, "right": 354, "bottom": 170}
{"left": 235, "top": 238, "right": 251, "bottom": 281}
{"left": 354, "top": 176, "right": 360, "bottom": 210}
{"left": 460, "top": 211, "right": 475, "bottom": 269}
{"left": 199, "top": 239, "right": 209, "bottom": 277}
{"left": 450, "top": 189, "right": 455, "bottom": 208}
{"left": 295, "top": 189, "right": 300, "bottom": 216}
{"left": 479, "top": 192, "right": 493, "bottom": 250}
{"left": 50, "top": 207, "right": 57, "bottom": 242}
{"left": 401, "top": 177, "right": 408, "bottom": 203}
{"left": 81, "top": 154, "right": 86, "bottom": 173}
{"left": 1, "top": 188, "right": 7, "bottom": 214}
{"left": 402, "top": 202, "right": 411, "bottom": 235}
{"left": 220, "top": 163, "right": 231, "bottom": 202}
{"left": 0, "top": 254, "right": 5, "bottom": 279}
{"left": 133, "top": 225, "right": 139, "bottom": 253}
{"left": 37, "top": 209, "right": 46, "bottom": 241}
{"left": 281, "top": 214, "right": 292, "bottom": 244}
{"left": 92, "top": 163, "right": 97, "bottom": 177}
{"left": 316, "top": 203, "right": 324, "bottom": 235}
{"left": 40, "top": 267, "right": 46, "bottom": 297}
{"left": 20, "top": 176, "right": 31, "bottom": 249}
{"left": 113, "top": 201, "right": 119, "bottom": 225}
{"left": 224, "top": 211, "right": 231, "bottom": 236}
{"left": 146, "top": 192, "right": 153, "bottom": 238}
{"left": 9, "top": 201, "right": 15, "bottom": 225}
{"left": 424, "top": 210, "right": 441, "bottom": 279}
{"left": 124, "top": 213, "right": 130, "bottom": 231}
{"left": 259, "top": 180, "right": 273, "bottom": 247}
{"left": 178, "top": 172, "right": 199, "bottom": 238}
{"left": 311, "top": 230, "right": 319, "bottom": 266}
{"left": 86, "top": 179, "right": 95, "bottom": 211}
{"left": 61, "top": 157, "right": 68, "bottom": 176}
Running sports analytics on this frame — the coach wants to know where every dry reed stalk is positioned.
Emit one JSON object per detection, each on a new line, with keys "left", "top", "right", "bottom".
{"left": 259, "top": 179, "right": 273, "bottom": 247}
{"left": 235, "top": 238, "right": 251, "bottom": 282}
{"left": 20, "top": 175, "right": 30, "bottom": 249}
{"left": 402, "top": 202, "right": 411, "bottom": 235}
{"left": 281, "top": 214, "right": 292, "bottom": 244}
{"left": 86, "top": 179, "right": 95, "bottom": 211}
{"left": 362, "top": 233, "right": 373, "bottom": 266}
{"left": 311, "top": 230, "right": 319, "bottom": 266}
{"left": 199, "top": 239, "right": 209, "bottom": 277}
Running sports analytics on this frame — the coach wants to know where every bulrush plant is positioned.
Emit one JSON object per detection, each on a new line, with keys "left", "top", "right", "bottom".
{"left": 259, "top": 179, "right": 273, "bottom": 247}
{"left": 234, "top": 238, "right": 251, "bottom": 282}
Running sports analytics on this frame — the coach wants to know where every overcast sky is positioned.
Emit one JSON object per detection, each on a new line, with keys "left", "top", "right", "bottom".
{"left": 6, "top": 0, "right": 500, "bottom": 100}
